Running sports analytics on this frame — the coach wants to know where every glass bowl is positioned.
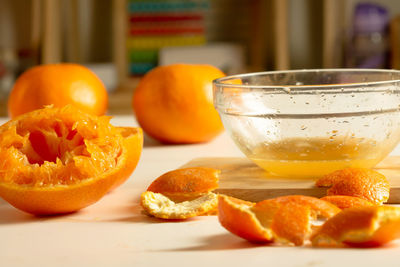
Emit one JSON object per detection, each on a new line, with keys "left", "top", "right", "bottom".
{"left": 213, "top": 69, "right": 400, "bottom": 179}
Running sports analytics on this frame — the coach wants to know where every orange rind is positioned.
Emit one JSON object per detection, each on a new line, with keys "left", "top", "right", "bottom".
{"left": 270, "top": 203, "right": 313, "bottom": 246}
{"left": 320, "top": 195, "right": 374, "bottom": 210}
{"left": 218, "top": 195, "right": 340, "bottom": 246}
{"left": 142, "top": 167, "right": 220, "bottom": 219}
{"left": 147, "top": 167, "right": 220, "bottom": 201}
{"left": 109, "top": 126, "right": 143, "bottom": 191}
{"left": 261, "top": 195, "right": 341, "bottom": 218}
{"left": 0, "top": 106, "right": 142, "bottom": 215}
{"left": 253, "top": 195, "right": 340, "bottom": 246}
{"left": 316, "top": 168, "right": 389, "bottom": 205}
{"left": 218, "top": 195, "right": 274, "bottom": 243}
{"left": 141, "top": 191, "right": 218, "bottom": 220}
{"left": 312, "top": 206, "right": 400, "bottom": 247}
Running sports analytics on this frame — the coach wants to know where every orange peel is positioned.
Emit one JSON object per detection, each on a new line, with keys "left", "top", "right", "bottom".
{"left": 254, "top": 195, "right": 340, "bottom": 246}
{"left": 141, "top": 191, "right": 218, "bottom": 220}
{"left": 147, "top": 167, "right": 219, "bottom": 201}
{"left": 316, "top": 168, "right": 389, "bottom": 205}
{"left": 218, "top": 195, "right": 274, "bottom": 243}
{"left": 320, "top": 195, "right": 374, "bottom": 210}
{"left": 218, "top": 195, "right": 340, "bottom": 246}
{"left": 262, "top": 195, "right": 341, "bottom": 218}
{"left": 312, "top": 206, "right": 400, "bottom": 247}
{"left": 270, "top": 202, "right": 313, "bottom": 246}
{"left": 142, "top": 167, "right": 220, "bottom": 219}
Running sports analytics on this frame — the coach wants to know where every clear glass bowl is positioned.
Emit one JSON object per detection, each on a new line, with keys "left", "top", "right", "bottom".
{"left": 213, "top": 69, "right": 400, "bottom": 178}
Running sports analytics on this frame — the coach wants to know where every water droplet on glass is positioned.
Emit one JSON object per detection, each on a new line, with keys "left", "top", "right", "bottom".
{"left": 282, "top": 87, "right": 291, "bottom": 93}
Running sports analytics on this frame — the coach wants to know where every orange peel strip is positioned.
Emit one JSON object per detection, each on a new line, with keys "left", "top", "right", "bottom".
{"left": 320, "top": 195, "right": 374, "bottom": 210}
{"left": 141, "top": 191, "right": 218, "bottom": 220}
{"left": 316, "top": 168, "right": 389, "bottom": 205}
{"left": 312, "top": 206, "right": 400, "bottom": 248}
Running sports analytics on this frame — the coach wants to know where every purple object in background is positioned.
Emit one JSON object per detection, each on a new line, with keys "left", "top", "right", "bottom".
{"left": 354, "top": 3, "right": 389, "bottom": 34}
{"left": 347, "top": 3, "right": 389, "bottom": 68}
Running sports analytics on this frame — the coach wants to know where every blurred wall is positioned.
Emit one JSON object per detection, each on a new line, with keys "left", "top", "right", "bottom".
{"left": 3, "top": 0, "right": 400, "bottom": 69}
{"left": 289, "top": 0, "right": 323, "bottom": 69}
{"left": 74, "top": 0, "right": 112, "bottom": 62}
{"left": 0, "top": 0, "right": 112, "bottom": 63}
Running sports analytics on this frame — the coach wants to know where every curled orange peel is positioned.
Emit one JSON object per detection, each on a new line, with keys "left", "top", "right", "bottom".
{"left": 147, "top": 167, "right": 220, "bottom": 201}
{"left": 254, "top": 196, "right": 340, "bottom": 245}
{"left": 262, "top": 195, "right": 341, "bottom": 218}
{"left": 270, "top": 202, "right": 313, "bottom": 246}
{"left": 218, "top": 195, "right": 340, "bottom": 246}
{"left": 312, "top": 206, "right": 400, "bottom": 247}
{"left": 320, "top": 195, "right": 374, "bottom": 210}
{"left": 316, "top": 168, "right": 389, "bottom": 205}
{"left": 141, "top": 191, "right": 218, "bottom": 220}
{"left": 141, "top": 167, "right": 220, "bottom": 219}
{"left": 218, "top": 195, "right": 274, "bottom": 243}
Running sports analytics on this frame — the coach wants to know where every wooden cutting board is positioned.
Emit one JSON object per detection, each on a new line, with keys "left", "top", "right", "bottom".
{"left": 181, "top": 156, "right": 400, "bottom": 204}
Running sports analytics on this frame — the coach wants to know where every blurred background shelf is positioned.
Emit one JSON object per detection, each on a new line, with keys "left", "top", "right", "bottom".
{"left": 2, "top": 0, "right": 400, "bottom": 115}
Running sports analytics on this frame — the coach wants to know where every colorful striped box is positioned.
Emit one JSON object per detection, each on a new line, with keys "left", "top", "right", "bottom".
{"left": 126, "top": 0, "right": 208, "bottom": 75}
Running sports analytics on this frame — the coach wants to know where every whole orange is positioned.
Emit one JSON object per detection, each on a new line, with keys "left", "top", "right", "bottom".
{"left": 132, "top": 64, "right": 225, "bottom": 144}
{"left": 8, "top": 63, "right": 108, "bottom": 118}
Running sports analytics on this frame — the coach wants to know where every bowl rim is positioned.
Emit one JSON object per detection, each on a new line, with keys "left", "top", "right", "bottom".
{"left": 213, "top": 68, "right": 400, "bottom": 90}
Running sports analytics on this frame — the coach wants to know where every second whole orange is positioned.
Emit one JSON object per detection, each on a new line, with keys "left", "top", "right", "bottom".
{"left": 132, "top": 64, "right": 225, "bottom": 144}
{"left": 8, "top": 63, "right": 108, "bottom": 118}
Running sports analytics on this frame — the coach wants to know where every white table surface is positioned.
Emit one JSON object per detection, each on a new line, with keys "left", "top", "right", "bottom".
{"left": 1, "top": 115, "right": 400, "bottom": 267}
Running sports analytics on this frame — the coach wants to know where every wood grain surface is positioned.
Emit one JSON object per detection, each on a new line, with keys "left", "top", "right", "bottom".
{"left": 182, "top": 156, "right": 400, "bottom": 203}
